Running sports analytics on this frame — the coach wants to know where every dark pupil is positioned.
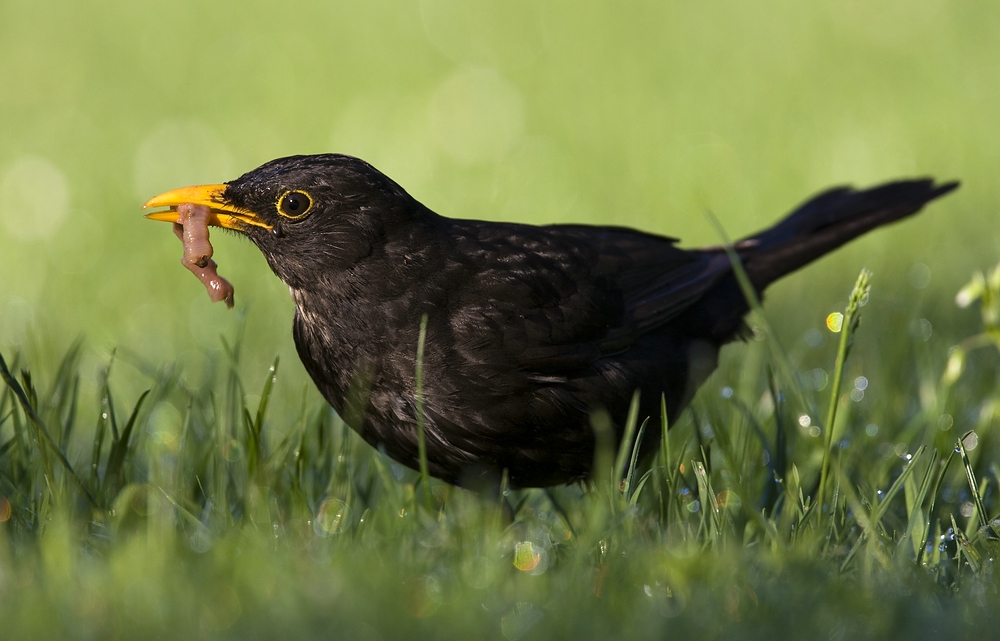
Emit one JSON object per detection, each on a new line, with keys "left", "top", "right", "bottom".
{"left": 285, "top": 195, "right": 302, "bottom": 211}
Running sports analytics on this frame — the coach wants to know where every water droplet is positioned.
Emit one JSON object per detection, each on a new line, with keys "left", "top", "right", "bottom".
{"left": 798, "top": 414, "right": 811, "bottom": 428}
{"left": 826, "top": 312, "right": 844, "bottom": 333}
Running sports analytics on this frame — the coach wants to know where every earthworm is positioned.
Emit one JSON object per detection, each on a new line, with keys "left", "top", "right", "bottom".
{"left": 173, "top": 203, "right": 234, "bottom": 308}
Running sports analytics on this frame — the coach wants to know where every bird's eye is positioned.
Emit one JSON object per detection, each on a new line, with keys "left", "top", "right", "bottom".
{"left": 277, "top": 190, "right": 313, "bottom": 219}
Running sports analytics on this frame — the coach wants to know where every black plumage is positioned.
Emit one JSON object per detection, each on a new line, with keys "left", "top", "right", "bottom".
{"left": 149, "top": 154, "right": 958, "bottom": 487}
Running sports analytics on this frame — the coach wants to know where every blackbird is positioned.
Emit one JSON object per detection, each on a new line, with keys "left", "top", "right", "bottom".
{"left": 144, "top": 154, "right": 957, "bottom": 487}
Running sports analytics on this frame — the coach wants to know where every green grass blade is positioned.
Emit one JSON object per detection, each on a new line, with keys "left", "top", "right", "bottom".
{"left": 103, "top": 389, "right": 151, "bottom": 498}
{"left": 955, "top": 432, "right": 988, "bottom": 526}
{"left": 624, "top": 417, "right": 648, "bottom": 501}
{"left": 415, "top": 313, "right": 432, "bottom": 511}
{"left": 817, "top": 269, "right": 870, "bottom": 519}
{"left": 614, "top": 390, "right": 642, "bottom": 493}
{"left": 0, "top": 352, "right": 98, "bottom": 511}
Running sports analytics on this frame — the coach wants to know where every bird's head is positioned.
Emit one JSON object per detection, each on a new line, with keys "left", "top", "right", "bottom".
{"left": 143, "top": 154, "right": 422, "bottom": 287}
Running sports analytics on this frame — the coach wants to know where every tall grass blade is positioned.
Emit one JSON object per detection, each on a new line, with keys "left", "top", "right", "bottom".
{"left": 103, "top": 389, "right": 151, "bottom": 498}
{"left": 613, "top": 390, "right": 642, "bottom": 492}
{"left": 955, "top": 432, "right": 989, "bottom": 529}
{"left": 916, "top": 449, "right": 957, "bottom": 566}
{"left": 415, "top": 313, "right": 432, "bottom": 510}
{"left": 817, "top": 269, "right": 870, "bottom": 519}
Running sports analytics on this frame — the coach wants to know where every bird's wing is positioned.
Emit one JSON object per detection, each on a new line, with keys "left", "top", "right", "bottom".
{"left": 446, "top": 222, "right": 727, "bottom": 377}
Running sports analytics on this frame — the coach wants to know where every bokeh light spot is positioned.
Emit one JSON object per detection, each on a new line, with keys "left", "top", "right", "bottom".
{"left": 513, "top": 541, "right": 541, "bottom": 572}
{"left": 908, "top": 262, "right": 931, "bottom": 289}
{"left": 315, "top": 498, "right": 351, "bottom": 535}
{"left": 427, "top": 67, "right": 524, "bottom": 165}
{"left": 0, "top": 156, "right": 69, "bottom": 241}
{"left": 133, "top": 120, "right": 234, "bottom": 201}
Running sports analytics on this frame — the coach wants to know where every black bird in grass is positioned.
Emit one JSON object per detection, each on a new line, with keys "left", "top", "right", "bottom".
{"left": 144, "top": 155, "right": 957, "bottom": 487}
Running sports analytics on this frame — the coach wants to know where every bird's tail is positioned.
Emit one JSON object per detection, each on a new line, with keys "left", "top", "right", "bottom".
{"left": 736, "top": 179, "right": 959, "bottom": 290}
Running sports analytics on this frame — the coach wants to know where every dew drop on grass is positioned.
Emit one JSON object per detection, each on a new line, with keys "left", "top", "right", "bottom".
{"left": 962, "top": 431, "right": 979, "bottom": 451}
{"left": 826, "top": 312, "right": 844, "bottom": 333}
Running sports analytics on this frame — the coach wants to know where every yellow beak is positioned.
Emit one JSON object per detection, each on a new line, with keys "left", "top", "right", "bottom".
{"left": 142, "top": 184, "right": 273, "bottom": 231}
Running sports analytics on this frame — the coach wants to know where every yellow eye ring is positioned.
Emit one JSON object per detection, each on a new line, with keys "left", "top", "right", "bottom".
{"left": 277, "top": 190, "right": 313, "bottom": 219}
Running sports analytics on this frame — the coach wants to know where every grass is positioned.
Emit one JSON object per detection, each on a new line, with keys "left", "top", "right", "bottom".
{"left": 2, "top": 266, "right": 1000, "bottom": 640}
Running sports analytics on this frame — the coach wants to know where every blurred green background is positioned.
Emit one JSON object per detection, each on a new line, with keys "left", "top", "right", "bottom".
{"left": 0, "top": 0, "right": 996, "bottom": 413}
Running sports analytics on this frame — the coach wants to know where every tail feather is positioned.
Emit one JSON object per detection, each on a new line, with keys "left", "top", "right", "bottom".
{"left": 737, "top": 179, "right": 959, "bottom": 290}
